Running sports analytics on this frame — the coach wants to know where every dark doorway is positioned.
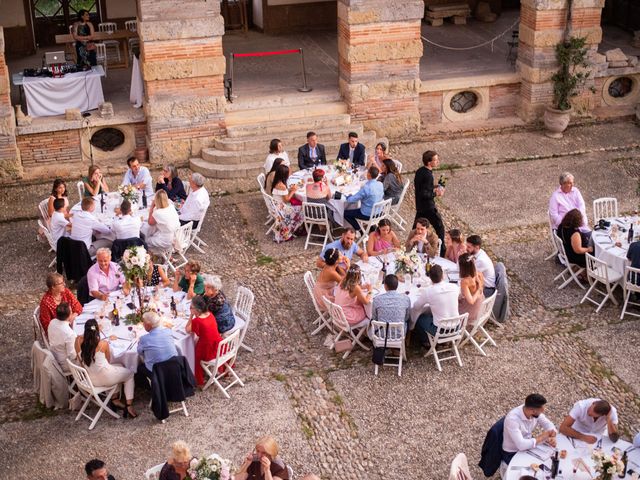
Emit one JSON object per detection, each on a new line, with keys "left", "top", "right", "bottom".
{"left": 602, "top": 0, "right": 640, "bottom": 31}
{"left": 30, "top": 0, "right": 101, "bottom": 47}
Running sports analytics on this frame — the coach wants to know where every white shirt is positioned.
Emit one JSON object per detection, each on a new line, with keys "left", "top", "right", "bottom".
{"left": 70, "top": 210, "right": 112, "bottom": 249}
{"left": 503, "top": 404, "right": 556, "bottom": 453}
{"left": 179, "top": 186, "right": 210, "bottom": 222}
{"left": 111, "top": 214, "right": 141, "bottom": 239}
{"left": 411, "top": 281, "right": 460, "bottom": 328}
{"left": 122, "top": 166, "right": 154, "bottom": 197}
{"left": 50, "top": 211, "right": 69, "bottom": 245}
{"left": 47, "top": 318, "right": 77, "bottom": 373}
{"left": 474, "top": 249, "right": 496, "bottom": 289}
{"left": 151, "top": 205, "right": 180, "bottom": 235}
{"left": 568, "top": 398, "right": 618, "bottom": 435}
{"left": 264, "top": 152, "right": 290, "bottom": 172}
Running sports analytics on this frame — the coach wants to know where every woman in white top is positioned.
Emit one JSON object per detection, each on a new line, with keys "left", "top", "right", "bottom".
{"left": 264, "top": 138, "right": 290, "bottom": 172}
{"left": 142, "top": 190, "right": 180, "bottom": 254}
{"left": 270, "top": 164, "right": 303, "bottom": 243}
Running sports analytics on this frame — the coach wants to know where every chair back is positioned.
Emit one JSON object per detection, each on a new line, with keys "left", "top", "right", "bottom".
{"left": 98, "top": 22, "right": 117, "bottom": 33}
{"left": 585, "top": 253, "right": 611, "bottom": 284}
{"left": 448, "top": 453, "right": 472, "bottom": 480}
{"left": 144, "top": 463, "right": 164, "bottom": 480}
{"left": 304, "top": 270, "right": 324, "bottom": 311}
{"left": 215, "top": 329, "right": 241, "bottom": 368}
{"left": 324, "top": 296, "right": 349, "bottom": 332}
{"left": 233, "top": 286, "right": 255, "bottom": 324}
{"left": 182, "top": 179, "right": 191, "bottom": 196}
{"left": 173, "top": 222, "right": 193, "bottom": 253}
{"left": 262, "top": 192, "right": 279, "bottom": 219}
{"left": 38, "top": 198, "right": 50, "bottom": 224}
{"left": 435, "top": 238, "right": 443, "bottom": 257}
{"left": 38, "top": 219, "right": 57, "bottom": 251}
{"left": 192, "top": 207, "right": 208, "bottom": 237}
{"left": 76, "top": 181, "right": 85, "bottom": 201}
{"left": 433, "top": 313, "right": 468, "bottom": 344}
{"left": 303, "top": 202, "right": 329, "bottom": 226}
{"left": 125, "top": 19, "right": 137, "bottom": 32}
{"left": 95, "top": 43, "right": 107, "bottom": 72}
{"left": 393, "top": 179, "right": 410, "bottom": 211}
{"left": 393, "top": 159, "right": 403, "bottom": 173}
{"left": 67, "top": 359, "right": 97, "bottom": 395}
{"left": 369, "top": 198, "right": 393, "bottom": 223}
{"left": 593, "top": 197, "right": 618, "bottom": 221}
{"left": 33, "top": 306, "right": 50, "bottom": 349}
{"left": 370, "top": 320, "right": 404, "bottom": 346}
{"left": 624, "top": 265, "right": 640, "bottom": 293}
{"left": 475, "top": 291, "right": 497, "bottom": 326}
{"left": 257, "top": 173, "right": 266, "bottom": 193}
{"left": 552, "top": 232, "right": 570, "bottom": 266}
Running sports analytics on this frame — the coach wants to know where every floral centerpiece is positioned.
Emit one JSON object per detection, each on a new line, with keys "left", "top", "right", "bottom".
{"left": 395, "top": 247, "right": 421, "bottom": 279}
{"left": 187, "top": 456, "right": 231, "bottom": 480}
{"left": 118, "top": 184, "right": 139, "bottom": 203}
{"left": 592, "top": 449, "right": 625, "bottom": 480}
{"left": 120, "top": 245, "right": 149, "bottom": 325}
{"left": 334, "top": 158, "right": 350, "bottom": 174}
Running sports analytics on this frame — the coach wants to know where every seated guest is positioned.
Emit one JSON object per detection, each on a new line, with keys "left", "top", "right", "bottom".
{"left": 406, "top": 217, "right": 439, "bottom": 257}
{"left": 122, "top": 156, "right": 153, "bottom": 198}
{"left": 202, "top": 274, "right": 236, "bottom": 334}
{"left": 337, "top": 131, "right": 366, "bottom": 167}
{"left": 137, "top": 311, "right": 178, "bottom": 379}
{"left": 47, "top": 302, "right": 77, "bottom": 373}
{"left": 173, "top": 260, "right": 205, "bottom": 299}
{"left": 50, "top": 198, "right": 71, "bottom": 245}
{"left": 313, "top": 248, "right": 347, "bottom": 310}
{"left": 466, "top": 234, "right": 496, "bottom": 297}
{"left": 334, "top": 264, "right": 371, "bottom": 326}
{"left": 87, "top": 248, "right": 131, "bottom": 301}
{"left": 318, "top": 228, "right": 368, "bottom": 267}
{"left": 458, "top": 253, "right": 485, "bottom": 328}
{"left": 186, "top": 295, "right": 222, "bottom": 387}
{"left": 413, "top": 265, "right": 460, "bottom": 346}
{"left": 264, "top": 157, "right": 285, "bottom": 194}
{"left": 75, "top": 319, "right": 137, "bottom": 418}
{"left": 82, "top": 165, "right": 109, "bottom": 197}
{"left": 85, "top": 459, "right": 115, "bottom": 480}
{"left": 178, "top": 173, "right": 210, "bottom": 228}
{"left": 235, "top": 436, "right": 290, "bottom": 480}
{"left": 366, "top": 142, "right": 390, "bottom": 170}
{"left": 366, "top": 219, "right": 400, "bottom": 256}
{"left": 142, "top": 256, "right": 170, "bottom": 288}
{"left": 444, "top": 229, "right": 466, "bottom": 264}
{"left": 344, "top": 166, "right": 384, "bottom": 233}
{"left": 159, "top": 441, "right": 194, "bottom": 480}
{"left": 305, "top": 168, "right": 332, "bottom": 204}
{"left": 143, "top": 190, "right": 180, "bottom": 255}
{"left": 558, "top": 209, "right": 593, "bottom": 268}
{"left": 264, "top": 139, "right": 290, "bottom": 172}
{"left": 380, "top": 159, "right": 403, "bottom": 205}
{"left": 39, "top": 272, "right": 82, "bottom": 334}
{"left": 111, "top": 200, "right": 141, "bottom": 240}
{"left": 370, "top": 274, "right": 411, "bottom": 332}
{"left": 70, "top": 197, "right": 114, "bottom": 254}
{"left": 47, "top": 179, "right": 69, "bottom": 218}
{"left": 155, "top": 163, "right": 187, "bottom": 202}
{"left": 559, "top": 398, "right": 618, "bottom": 444}
{"left": 270, "top": 164, "right": 304, "bottom": 243}
{"left": 297, "top": 131, "right": 327, "bottom": 170}
{"left": 549, "top": 172, "right": 590, "bottom": 231}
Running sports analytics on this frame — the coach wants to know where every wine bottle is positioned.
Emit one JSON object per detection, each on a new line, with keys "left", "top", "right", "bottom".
{"left": 100, "top": 192, "right": 105, "bottom": 214}
{"left": 142, "top": 189, "right": 147, "bottom": 208}
{"left": 112, "top": 302, "right": 119, "bottom": 326}
{"left": 629, "top": 224, "right": 634, "bottom": 244}
{"left": 620, "top": 452, "right": 628, "bottom": 479}
{"left": 550, "top": 449, "right": 559, "bottom": 479}
{"left": 170, "top": 296, "right": 177, "bottom": 318}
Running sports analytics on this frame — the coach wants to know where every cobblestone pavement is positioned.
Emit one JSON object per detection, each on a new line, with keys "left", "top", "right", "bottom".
{"left": 0, "top": 121, "right": 639, "bottom": 479}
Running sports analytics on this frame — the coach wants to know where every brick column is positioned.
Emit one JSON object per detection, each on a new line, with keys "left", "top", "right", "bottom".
{"left": 338, "top": 0, "right": 424, "bottom": 139}
{"left": 518, "top": 0, "right": 604, "bottom": 121}
{"left": 138, "top": 0, "right": 227, "bottom": 164}
{"left": 0, "top": 28, "right": 22, "bottom": 181}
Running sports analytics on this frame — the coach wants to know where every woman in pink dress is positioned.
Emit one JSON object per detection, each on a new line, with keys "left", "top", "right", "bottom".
{"left": 334, "top": 264, "right": 372, "bottom": 326}
{"left": 366, "top": 219, "right": 401, "bottom": 256}
{"left": 313, "top": 248, "right": 347, "bottom": 310}
{"left": 445, "top": 228, "right": 466, "bottom": 264}
{"left": 458, "top": 253, "right": 485, "bottom": 328}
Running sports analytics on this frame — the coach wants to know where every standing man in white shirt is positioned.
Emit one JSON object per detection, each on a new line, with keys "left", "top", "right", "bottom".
{"left": 50, "top": 198, "right": 71, "bottom": 245}
{"left": 112, "top": 200, "right": 141, "bottom": 240}
{"left": 466, "top": 234, "right": 496, "bottom": 297}
{"left": 70, "top": 197, "right": 114, "bottom": 255}
{"left": 559, "top": 398, "right": 618, "bottom": 443}
{"left": 47, "top": 302, "right": 77, "bottom": 374}
{"left": 122, "top": 156, "right": 154, "bottom": 198}
{"left": 178, "top": 172, "right": 210, "bottom": 228}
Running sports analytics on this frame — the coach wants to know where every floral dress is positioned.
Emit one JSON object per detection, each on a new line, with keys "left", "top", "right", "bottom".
{"left": 271, "top": 187, "right": 304, "bottom": 243}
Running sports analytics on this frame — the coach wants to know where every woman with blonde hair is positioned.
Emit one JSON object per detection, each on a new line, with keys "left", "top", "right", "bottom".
{"left": 82, "top": 165, "right": 109, "bottom": 197}
{"left": 159, "top": 440, "right": 193, "bottom": 480}
{"left": 143, "top": 189, "right": 180, "bottom": 255}
{"left": 334, "top": 264, "right": 371, "bottom": 326}
{"left": 235, "top": 435, "right": 290, "bottom": 480}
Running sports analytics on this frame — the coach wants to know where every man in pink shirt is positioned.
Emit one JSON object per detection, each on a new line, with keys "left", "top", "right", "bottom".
{"left": 87, "top": 248, "right": 131, "bottom": 301}
{"left": 548, "top": 172, "right": 590, "bottom": 232}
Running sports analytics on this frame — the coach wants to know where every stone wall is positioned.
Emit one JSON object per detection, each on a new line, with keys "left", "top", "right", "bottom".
{"left": 0, "top": 27, "right": 22, "bottom": 182}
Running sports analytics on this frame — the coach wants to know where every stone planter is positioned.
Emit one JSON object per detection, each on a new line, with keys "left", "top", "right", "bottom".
{"left": 543, "top": 106, "right": 573, "bottom": 138}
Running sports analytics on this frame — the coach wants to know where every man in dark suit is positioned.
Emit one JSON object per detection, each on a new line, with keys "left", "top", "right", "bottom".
{"left": 298, "top": 131, "right": 327, "bottom": 170}
{"left": 337, "top": 131, "right": 366, "bottom": 167}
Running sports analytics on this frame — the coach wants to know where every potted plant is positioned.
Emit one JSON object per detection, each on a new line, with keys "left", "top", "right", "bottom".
{"left": 544, "top": 36, "right": 590, "bottom": 138}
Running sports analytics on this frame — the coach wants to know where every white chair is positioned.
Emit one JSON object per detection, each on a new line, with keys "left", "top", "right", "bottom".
{"left": 125, "top": 19, "right": 139, "bottom": 61}
{"left": 580, "top": 253, "right": 622, "bottom": 312}
{"left": 355, "top": 198, "right": 393, "bottom": 246}
{"left": 620, "top": 265, "right": 640, "bottom": 319}
{"left": 303, "top": 271, "right": 333, "bottom": 335}
{"left": 287, "top": 465, "right": 294, "bottom": 479}
{"left": 425, "top": 313, "right": 468, "bottom": 372}
{"left": 593, "top": 197, "right": 618, "bottom": 221}
{"left": 158, "top": 222, "right": 192, "bottom": 273}
{"left": 38, "top": 198, "right": 50, "bottom": 224}
{"left": 97, "top": 22, "right": 121, "bottom": 62}
{"left": 323, "top": 296, "right": 370, "bottom": 359}
{"left": 77, "top": 181, "right": 85, "bottom": 201}
{"left": 435, "top": 238, "right": 443, "bottom": 257}
{"left": 144, "top": 463, "right": 164, "bottom": 480}
{"left": 552, "top": 232, "right": 586, "bottom": 290}
{"left": 187, "top": 207, "right": 209, "bottom": 254}
{"left": 460, "top": 292, "right": 498, "bottom": 356}
{"left": 262, "top": 193, "right": 280, "bottom": 236}
{"left": 448, "top": 453, "right": 473, "bottom": 480}
{"left": 182, "top": 179, "right": 191, "bottom": 197}
{"left": 33, "top": 306, "right": 50, "bottom": 349}
{"left": 66, "top": 360, "right": 121, "bottom": 430}
{"left": 38, "top": 219, "right": 57, "bottom": 268}
{"left": 201, "top": 329, "right": 244, "bottom": 397}
{"left": 146, "top": 377, "right": 189, "bottom": 423}
{"left": 369, "top": 321, "right": 406, "bottom": 376}
{"left": 231, "top": 286, "right": 254, "bottom": 352}
{"left": 388, "top": 179, "right": 410, "bottom": 232}
{"left": 95, "top": 43, "right": 108, "bottom": 76}
{"left": 124, "top": 19, "right": 137, "bottom": 32}
{"left": 302, "top": 202, "right": 333, "bottom": 250}
{"left": 257, "top": 173, "right": 266, "bottom": 193}
{"left": 545, "top": 211, "right": 559, "bottom": 261}
{"left": 393, "top": 159, "right": 403, "bottom": 173}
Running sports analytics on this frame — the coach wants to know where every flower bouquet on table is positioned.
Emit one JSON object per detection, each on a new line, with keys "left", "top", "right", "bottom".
{"left": 187, "top": 456, "right": 232, "bottom": 480}
{"left": 118, "top": 184, "right": 139, "bottom": 203}
{"left": 120, "top": 245, "right": 150, "bottom": 323}
{"left": 591, "top": 449, "right": 625, "bottom": 480}
{"left": 395, "top": 247, "right": 421, "bottom": 280}
{"left": 334, "top": 158, "right": 350, "bottom": 174}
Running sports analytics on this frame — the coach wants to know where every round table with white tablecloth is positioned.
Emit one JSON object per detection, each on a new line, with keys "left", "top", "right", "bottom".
{"left": 71, "top": 192, "right": 153, "bottom": 228}
{"left": 592, "top": 216, "right": 639, "bottom": 276}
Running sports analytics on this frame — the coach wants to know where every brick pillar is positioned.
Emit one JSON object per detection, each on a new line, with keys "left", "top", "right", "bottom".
{"left": 0, "top": 28, "right": 22, "bottom": 181}
{"left": 138, "top": 0, "right": 227, "bottom": 164}
{"left": 338, "top": 0, "right": 424, "bottom": 139}
{"left": 518, "top": 0, "right": 604, "bottom": 121}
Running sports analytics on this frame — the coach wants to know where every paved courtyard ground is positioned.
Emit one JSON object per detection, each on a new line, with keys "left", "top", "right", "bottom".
{"left": 0, "top": 120, "right": 639, "bottom": 479}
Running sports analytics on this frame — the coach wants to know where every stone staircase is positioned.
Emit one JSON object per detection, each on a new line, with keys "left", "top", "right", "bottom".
{"left": 190, "top": 90, "right": 377, "bottom": 179}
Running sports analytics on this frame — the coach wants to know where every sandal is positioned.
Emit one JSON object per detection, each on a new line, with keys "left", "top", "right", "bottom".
{"left": 123, "top": 406, "right": 138, "bottom": 419}
{"left": 111, "top": 398, "right": 126, "bottom": 410}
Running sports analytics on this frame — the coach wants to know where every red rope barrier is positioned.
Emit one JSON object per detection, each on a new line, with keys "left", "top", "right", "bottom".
{"left": 232, "top": 49, "right": 300, "bottom": 58}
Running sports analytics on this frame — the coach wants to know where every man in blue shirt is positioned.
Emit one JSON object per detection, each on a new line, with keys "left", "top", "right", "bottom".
{"left": 316, "top": 227, "right": 368, "bottom": 268}
{"left": 137, "top": 311, "right": 178, "bottom": 378}
{"left": 343, "top": 166, "right": 384, "bottom": 233}
{"left": 122, "top": 156, "right": 154, "bottom": 197}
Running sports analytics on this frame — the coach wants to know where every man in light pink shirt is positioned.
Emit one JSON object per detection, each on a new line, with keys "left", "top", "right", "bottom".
{"left": 87, "top": 248, "right": 131, "bottom": 301}
{"left": 548, "top": 172, "right": 590, "bottom": 232}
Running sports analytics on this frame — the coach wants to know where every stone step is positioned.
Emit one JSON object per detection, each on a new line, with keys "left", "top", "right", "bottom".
{"left": 225, "top": 101, "right": 348, "bottom": 127}
{"left": 226, "top": 88, "right": 343, "bottom": 111}
{"left": 189, "top": 157, "right": 265, "bottom": 180}
{"left": 226, "top": 113, "right": 352, "bottom": 138}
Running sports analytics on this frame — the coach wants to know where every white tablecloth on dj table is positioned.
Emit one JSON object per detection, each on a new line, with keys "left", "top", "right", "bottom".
{"left": 20, "top": 66, "right": 105, "bottom": 117}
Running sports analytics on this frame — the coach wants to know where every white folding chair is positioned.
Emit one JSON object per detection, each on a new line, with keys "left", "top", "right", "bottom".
{"left": 158, "top": 222, "right": 192, "bottom": 273}
{"left": 287, "top": 465, "right": 294, "bottom": 479}
{"left": 425, "top": 313, "right": 468, "bottom": 372}
{"left": 593, "top": 197, "right": 618, "bottom": 221}
{"left": 66, "top": 360, "right": 121, "bottom": 430}
{"left": 435, "top": 238, "right": 443, "bottom": 257}
{"left": 95, "top": 43, "right": 108, "bottom": 76}
{"left": 201, "top": 329, "right": 244, "bottom": 397}
{"left": 304, "top": 271, "right": 333, "bottom": 335}
{"left": 620, "top": 265, "right": 640, "bottom": 319}
{"left": 393, "top": 159, "right": 403, "bottom": 173}
{"left": 355, "top": 198, "right": 393, "bottom": 246}
{"left": 580, "top": 253, "right": 622, "bottom": 312}
{"left": 182, "top": 179, "right": 191, "bottom": 197}
{"left": 262, "top": 193, "right": 280, "bottom": 236}
{"left": 38, "top": 198, "right": 50, "bottom": 224}
{"left": 187, "top": 208, "right": 209, "bottom": 254}
{"left": 77, "top": 181, "right": 85, "bottom": 201}
{"left": 257, "top": 173, "right": 266, "bottom": 193}
{"left": 38, "top": 219, "right": 58, "bottom": 268}
{"left": 460, "top": 292, "right": 498, "bottom": 356}
{"left": 545, "top": 211, "right": 559, "bottom": 261}
{"left": 33, "top": 306, "right": 50, "bottom": 349}
{"left": 146, "top": 376, "right": 189, "bottom": 423}
{"left": 388, "top": 179, "right": 410, "bottom": 232}
{"left": 125, "top": 19, "right": 137, "bottom": 31}
{"left": 144, "top": 463, "right": 164, "bottom": 480}
{"left": 369, "top": 321, "right": 406, "bottom": 376}
{"left": 552, "top": 232, "right": 586, "bottom": 290}
{"left": 125, "top": 19, "right": 139, "bottom": 61}
{"left": 230, "top": 286, "right": 254, "bottom": 352}
{"left": 97, "top": 22, "right": 121, "bottom": 62}
{"left": 302, "top": 202, "right": 333, "bottom": 250}
{"left": 448, "top": 453, "right": 473, "bottom": 480}
{"left": 323, "top": 296, "right": 370, "bottom": 359}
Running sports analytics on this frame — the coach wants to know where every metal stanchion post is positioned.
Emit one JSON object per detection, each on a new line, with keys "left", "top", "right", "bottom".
{"left": 229, "top": 53, "right": 236, "bottom": 100}
{"left": 297, "top": 48, "right": 313, "bottom": 92}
